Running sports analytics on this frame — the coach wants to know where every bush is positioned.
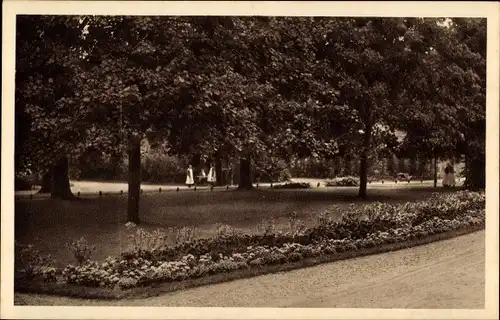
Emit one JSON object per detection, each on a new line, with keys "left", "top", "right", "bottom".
{"left": 15, "top": 243, "right": 55, "bottom": 280}
{"left": 66, "top": 237, "right": 96, "bottom": 265}
{"left": 116, "top": 191, "right": 484, "bottom": 263}
{"left": 117, "top": 277, "right": 138, "bottom": 290}
{"left": 140, "top": 152, "right": 189, "bottom": 183}
{"left": 51, "top": 191, "right": 485, "bottom": 290}
{"left": 172, "top": 226, "right": 199, "bottom": 245}
{"left": 287, "top": 211, "right": 307, "bottom": 236}
{"left": 41, "top": 267, "right": 58, "bottom": 282}
{"left": 325, "top": 176, "right": 360, "bottom": 187}
{"left": 272, "top": 182, "right": 311, "bottom": 189}
{"left": 315, "top": 211, "right": 332, "bottom": 226}
{"left": 216, "top": 224, "right": 238, "bottom": 238}
{"left": 253, "top": 157, "right": 291, "bottom": 183}
{"left": 289, "top": 157, "right": 338, "bottom": 179}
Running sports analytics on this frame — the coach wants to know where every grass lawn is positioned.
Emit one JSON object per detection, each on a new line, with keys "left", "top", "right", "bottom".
{"left": 14, "top": 182, "right": 459, "bottom": 268}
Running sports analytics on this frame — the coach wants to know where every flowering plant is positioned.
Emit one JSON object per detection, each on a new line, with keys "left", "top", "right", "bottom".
{"left": 54, "top": 191, "right": 485, "bottom": 290}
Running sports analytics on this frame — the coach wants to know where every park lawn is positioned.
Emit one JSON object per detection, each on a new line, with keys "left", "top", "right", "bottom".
{"left": 14, "top": 185, "right": 454, "bottom": 268}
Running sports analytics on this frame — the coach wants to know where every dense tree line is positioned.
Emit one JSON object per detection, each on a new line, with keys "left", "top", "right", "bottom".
{"left": 15, "top": 16, "right": 486, "bottom": 223}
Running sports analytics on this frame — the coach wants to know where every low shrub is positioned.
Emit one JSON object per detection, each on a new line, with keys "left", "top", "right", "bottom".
{"left": 315, "top": 211, "right": 333, "bottom": 227}
{"left": 140, "top": 152, "right": 189, "bottom": 183}
{"left": 256, "top": 218, "right": 277, "bottom": 236}
{"left": 216, "top": 224, "right": 239, "bottom": 238}
{"left": 60, "top": 206, "right": 484, "bottom": 289}
{"left": 127, "top": 228, "right": 168, "bottom": 253}
{"left": 253, "top": 157, "right": 291, "bottom": 183}
{"left": 15, "top": 243, "right": 55, "bottom": 281}
{"left": 287, "top": 212, "right": 307, "bottom": 236}
{"left": 32, "top": 191, "right": 485, "bottom": 290}
{"left": 325, "top": 176, "right": 360, "bottom": 187}
{"left": 117, "top": 191, "right": 484, "bottom": 263}
{"left": 66, "top": 237, "right": 96, "bottom": 265}
{"left": 272, "top": 182, "right": 311, "bottom": 189}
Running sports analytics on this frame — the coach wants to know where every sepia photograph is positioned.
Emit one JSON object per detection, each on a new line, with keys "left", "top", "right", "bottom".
{"left": 2, "top": 1, "right": 499, "bottom": 319}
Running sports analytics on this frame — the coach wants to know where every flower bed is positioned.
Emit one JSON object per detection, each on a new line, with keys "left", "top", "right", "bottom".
{"left": 272, "top": 182, "right": 311, "bottom": 189}
{"left": 17, "top": 191, "right": 485, "bottom": 293}
{"left": 325, "top": 176, "right": 360, "bottom": 187}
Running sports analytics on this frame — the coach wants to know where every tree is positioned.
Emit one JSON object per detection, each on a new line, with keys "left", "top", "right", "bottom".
{"left": 409, "top": 156, "right": 418, "bottom": 176}
{"left": 395, "top": 18, "right": 486, "bottom": 189}
{"left": 16, "top": 16, "right": 201, "bottom": 210}
{"left": 67, "top": 16, "right": 211, "bottom": 220}
{"left": 450, "top": 18, "right": 486, "bottom": 189}
{"left": 315, "top": 18, "right": 434, "bottom": 197}
{"left": 316, "top": 17, "right": 486, "bottom": 196}
{"left": 162, "top": 17, "right": 349, "bottom": 189}
{"left": 16, "top": 15, "right": 90, "bottom": 199}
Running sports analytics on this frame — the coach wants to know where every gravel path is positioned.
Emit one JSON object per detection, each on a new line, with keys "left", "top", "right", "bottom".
{"left": 15, "top": 231, "right": 485, "bottom": 308}
{"left": 15, "top": 178, "right": 464, "bottom": 198}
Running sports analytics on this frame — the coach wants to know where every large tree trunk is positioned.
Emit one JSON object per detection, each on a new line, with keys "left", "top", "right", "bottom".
{"left": 215, "top": 153, "right": 223, "bottom": 186}
{"left": 127, "top": 136, "right": 141, "bottom": 224}
{"left": 397, "top": 156, "right": 405, "bottom": 173}
{"left": 462, "top": 125, "right": 485, "bottom": 190}
{"left": 389, "top": 154, "right": 398, "bottom": 176}
{"left": 409, "top": 156, "right": 417, "bottom": 176}
{"left": 433, "top": 156, "right": 438, "bottom": 188}
{"left": 465, "top": 149, "right": 485, "bottom": 190}
{"left": 333, "top": 156, "right": 341, "bottom": 176}
{"left": 358, "top": 122, "right": 373, "bottom": 199}
{"left": 50, "top": 156, "right": 76, "bottom": 200}
{"left": 37, "top": 171, "right": 52, "bottom": 193}
{"left": 238, "top": 155, "right": 253, "bottom": 189}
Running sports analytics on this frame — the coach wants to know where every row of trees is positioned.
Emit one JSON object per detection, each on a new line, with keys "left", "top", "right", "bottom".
{"left": 66, "top": 149, "right": 449, "bottom": 184}
{"left": 15, "top": 16, "right": 486, "bottom": 223}
{"left": 17, "top": 148, "right": 449, "bottom": 189}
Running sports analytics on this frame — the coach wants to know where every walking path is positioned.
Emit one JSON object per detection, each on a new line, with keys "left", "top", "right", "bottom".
{"left": 15, "top": 178, "right": 461, "bottom": 199}
{"left": 15, "top": 230, "right": 484, "bottom": 308}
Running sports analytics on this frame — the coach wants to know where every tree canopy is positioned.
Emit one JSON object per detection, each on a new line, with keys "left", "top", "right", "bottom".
{"left": 15, "top": 16, "right": 486, "bottom": 217}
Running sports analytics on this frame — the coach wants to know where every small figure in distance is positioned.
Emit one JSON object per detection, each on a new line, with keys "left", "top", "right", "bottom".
{"left": 207, "top": 163, "right": 217, "bottom": 187}
{"left": 443, "top": 164, "right": 456, "bottom": 188}
{"left": 447, "top": 164, "right": 456, "bottom": 188}
{"left": 186, "top": 164, "right": 194, "bottom": 188}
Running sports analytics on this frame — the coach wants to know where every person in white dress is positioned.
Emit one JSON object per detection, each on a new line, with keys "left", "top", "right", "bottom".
{"left": 442, "top": 164, "right": 456, "bottom": 188}
{"left": 185, "top": 164, "right": 194, "bottom": 188}
{"left": 207, "top": 164, "right": 217, "bottom": 186}
{"left": 448, "top": 165, "right": 456, "bottom": 187}
{"left": 199, "top": 168, "right": 207, "bottom": 184}
{"left": 442, "top": 165, "right": 450, "bottom": 187}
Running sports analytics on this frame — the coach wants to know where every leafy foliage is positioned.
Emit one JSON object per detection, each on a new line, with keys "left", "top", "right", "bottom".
{"left": 16, "top": 16, "right": 84, "bottom": 174}
{"left": 15, "top": 242, "right": 55, "bottom": 280}
{"left": 394, "top": 18, "right": 486, "bottom": 188}
{"left": 325, "top": 176, "right": 360, "bottom": 187}
{"left": 55, "top": 191, "right": 484, "bottom": 289}
{"left": 16, "top": 16, "right": 486, "bottom": 198}
{"left": 272, "top": 182, "right": 311, "bottom": 189}
{"left": 66, "top": 237, "right": 96, "bottom": 265}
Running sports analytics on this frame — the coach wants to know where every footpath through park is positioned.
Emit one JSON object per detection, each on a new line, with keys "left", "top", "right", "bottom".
{"left": 14, "top": 178, "right": 454, "bottom": 200}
